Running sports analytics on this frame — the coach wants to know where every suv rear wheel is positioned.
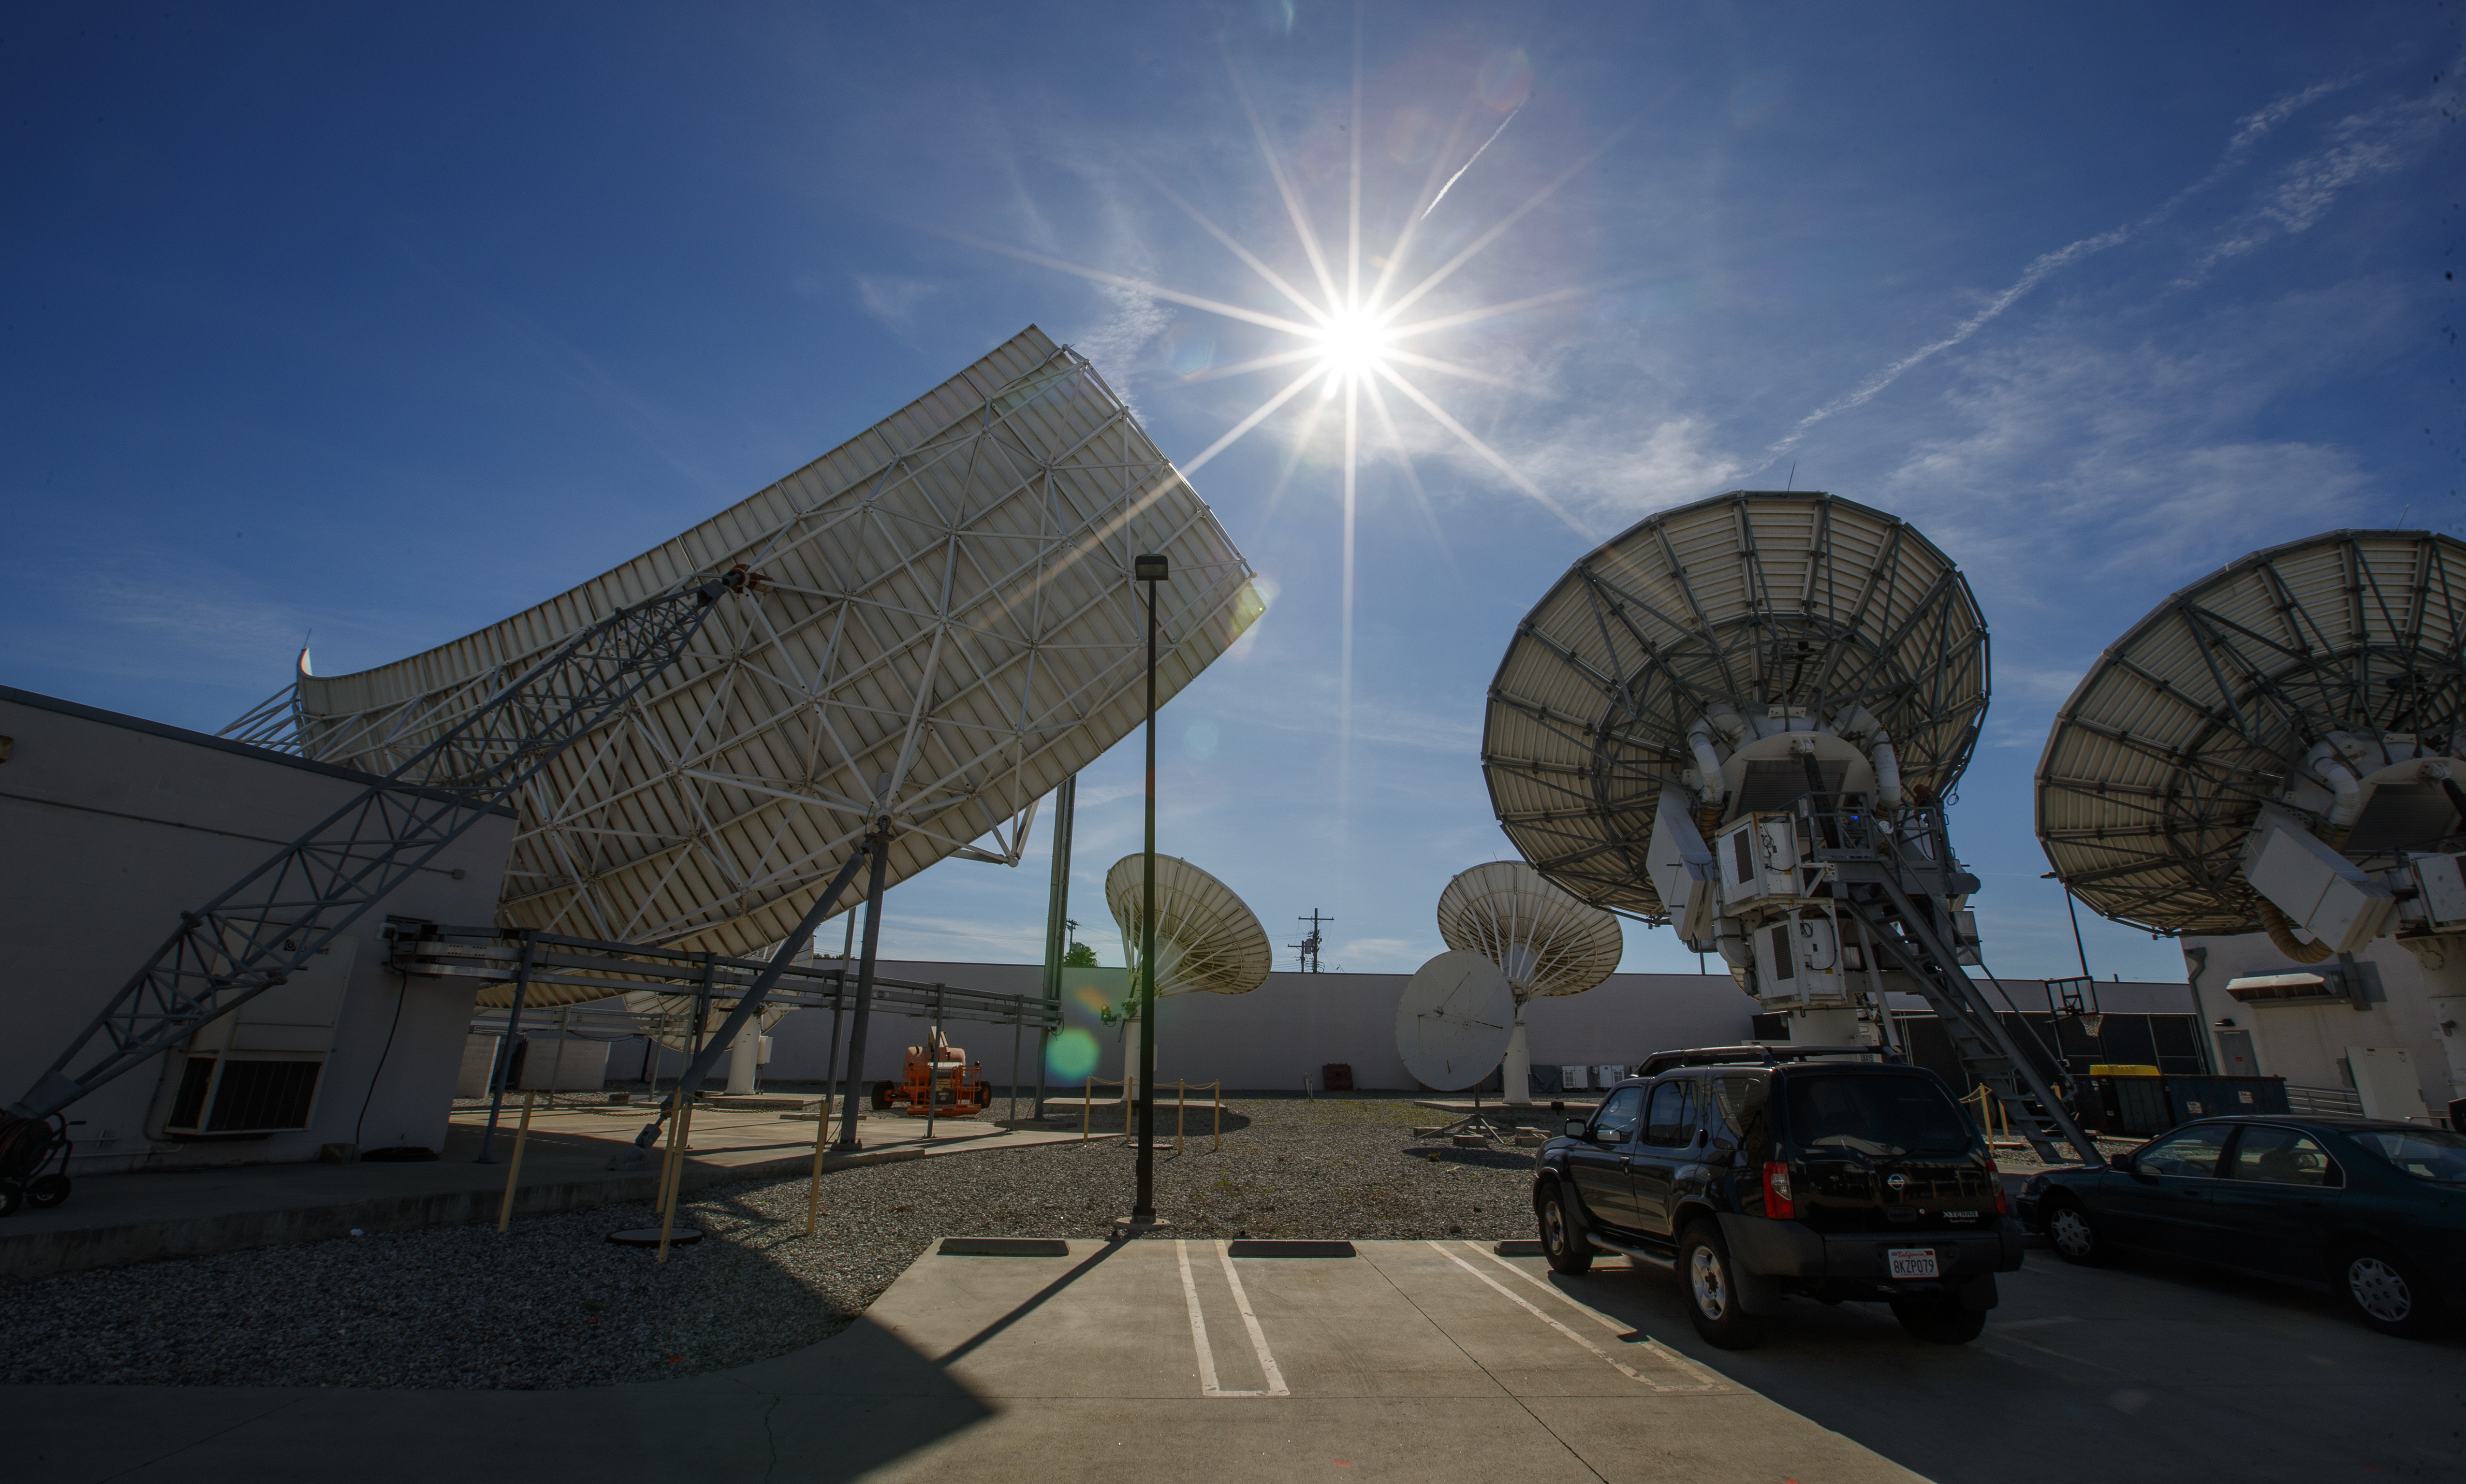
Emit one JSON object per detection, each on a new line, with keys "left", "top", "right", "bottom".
{"left": 1677, "top": 1221, "right": 1764, "bottom": 1350}
{"left": 1538, "top": 1181, "right": 1592, "bottom": 1275}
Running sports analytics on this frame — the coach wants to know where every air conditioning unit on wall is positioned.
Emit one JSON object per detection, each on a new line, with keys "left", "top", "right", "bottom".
{"left": 159, "top": 933, "right": 359, "bottom": 1138}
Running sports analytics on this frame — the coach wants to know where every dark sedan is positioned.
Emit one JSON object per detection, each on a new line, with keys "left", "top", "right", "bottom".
{"left": 2016, "top": 1115, "right": 2466, "bottom": 1337}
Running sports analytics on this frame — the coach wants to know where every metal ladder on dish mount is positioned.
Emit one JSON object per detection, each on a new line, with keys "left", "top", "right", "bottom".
{"left": 1801, "top": 791, "right": 2104, "bottom": 1168}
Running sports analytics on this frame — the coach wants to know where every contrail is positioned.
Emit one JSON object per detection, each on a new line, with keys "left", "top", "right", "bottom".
{"left": 1760, "top": 73, "right": 2354, "bottom": 464}
{"left": 1421, "top": 106, "right": 1521, "bottom": 221}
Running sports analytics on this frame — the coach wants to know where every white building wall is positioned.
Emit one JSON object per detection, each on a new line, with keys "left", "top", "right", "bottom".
{"left": 747, "top": 961, "right": 1760, "bottom": 1092}
{"left": 2182, "top": 932, "right": 2454, "bottom": 1117}
{"left": 0, "top": 688, "right": 515, "bottom": 1173}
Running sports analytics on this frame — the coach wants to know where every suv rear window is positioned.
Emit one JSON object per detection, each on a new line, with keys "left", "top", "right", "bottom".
{"left": 1784, "top": 1074, "right": 1971, "bottom": 1156}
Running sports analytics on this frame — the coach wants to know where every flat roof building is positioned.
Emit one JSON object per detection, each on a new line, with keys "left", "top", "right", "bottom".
{"left": 0, "top": 687, "right": 514, "bottom": 1175}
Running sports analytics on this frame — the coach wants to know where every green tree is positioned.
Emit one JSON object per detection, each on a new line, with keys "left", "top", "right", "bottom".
{"left": 1061, "top": 941, "right": 1099, "bottom": 968}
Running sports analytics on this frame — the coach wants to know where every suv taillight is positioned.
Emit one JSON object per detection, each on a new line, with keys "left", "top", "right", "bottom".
{"left": 1762, "top": 1161, "right": 1795, "bottom": 1220}
{"left": 1993, "top": 1180, "right": 2009, "bottom": 1217}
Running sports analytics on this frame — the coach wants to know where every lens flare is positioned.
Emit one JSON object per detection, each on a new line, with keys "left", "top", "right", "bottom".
{"left": 1046, "top": 1027, "right": 1101, "bottom": 1080}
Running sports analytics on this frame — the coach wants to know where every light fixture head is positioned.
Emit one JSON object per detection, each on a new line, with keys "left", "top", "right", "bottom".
{"left": 1135, "top": 553, "right": 1170, "bottom": 582}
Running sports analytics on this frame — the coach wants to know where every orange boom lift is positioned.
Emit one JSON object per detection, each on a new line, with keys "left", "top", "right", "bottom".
{"left": 882, "top": 1029, "right": 989, "bottom": 1117}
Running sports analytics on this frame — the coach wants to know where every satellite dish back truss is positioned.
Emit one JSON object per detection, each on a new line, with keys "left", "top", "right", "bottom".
{"left": 225, "top": 325, "right": 1263, "bottom": 964}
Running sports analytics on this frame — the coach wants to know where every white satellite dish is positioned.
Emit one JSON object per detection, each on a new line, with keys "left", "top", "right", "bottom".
{"left": 2039, "top": 528, "right": 2466, "bottom": 1106}
{"left": 1395, "top": 950, "right": 1515, "bottom": 1092}
{"left": 1437, "top": 860, "right": 1623, "bottom": 1104}
{"left": 1105, "top": 854, "right": 1273, "bottom": 1099}
{"left": 1438, "top": 861, "right": 1623, "bottom": 1001}
{"left": 1483, "top": 491, "right": 1984, "bottom": 918}
{"left": 225, "top": 325, "right": 1264, "bottom": 982}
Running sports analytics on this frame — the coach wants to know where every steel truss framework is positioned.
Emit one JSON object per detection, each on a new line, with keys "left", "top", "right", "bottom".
{"left": 401, "top": 928, "right": 1060, "bottom": 1035}
{"left": 1805, "top": 797, "right": 2102, "bottom": 1165}
{"left": 1483, "top": 491, "right": 1989, "bottom": 919}
{"left": 222, "top": 327, "right": 1260, "bottom": 963}
{"left": 2037, "top": 530, "right": 2466, "bottom": 936}
{"left": 8, "top": 573, "right": 747, "bottom": 1122}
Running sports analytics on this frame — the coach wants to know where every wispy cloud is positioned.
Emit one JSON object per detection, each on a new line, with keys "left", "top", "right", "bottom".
{"left": 1761, "top": 74, "right": 2375, "bottom": 466}
{"left": 851, "top": 274, "right": 938, "bottom": 327}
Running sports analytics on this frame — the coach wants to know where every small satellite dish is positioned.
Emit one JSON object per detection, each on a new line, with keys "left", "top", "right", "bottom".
{"left": 1104, "top": 855, "right": 1273, "bottom": 997}
{"left": 1436, "top": 860, "right": 1623, "bottom": 1003}
{"left": 1395, "top": 950, "right": 1515, "bottom": 1091}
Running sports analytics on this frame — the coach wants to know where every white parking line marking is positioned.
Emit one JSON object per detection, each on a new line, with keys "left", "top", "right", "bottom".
{"left": 1427, "top": 1242, "right": 1724, "bottom": 1393}
{"left": 1174, "top": 1240, "right": 1290, "bottom": 1397}
{"left": 1174, "top": 1240, "right": 1229, "bottom": 1397}
{"left": 1466, "top": 1243, "right": 1729, "bottom": 1391}
{"left": 1216, "top": 1239, "right": 1292, "bottom": 1397}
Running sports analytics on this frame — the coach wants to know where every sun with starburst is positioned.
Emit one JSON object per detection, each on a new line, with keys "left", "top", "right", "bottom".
{"left": 939, "top": 42, "right": 1625, "bottom": 748}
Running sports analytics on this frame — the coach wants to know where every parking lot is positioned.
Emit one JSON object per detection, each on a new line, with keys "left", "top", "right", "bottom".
{"left": 7, "top": 1232, "right": 2458, "bottom": 1484}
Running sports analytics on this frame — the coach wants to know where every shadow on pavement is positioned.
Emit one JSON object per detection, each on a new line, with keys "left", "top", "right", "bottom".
{"left": 1517, "top": 1247, "right": 2462, "bottom": 1484}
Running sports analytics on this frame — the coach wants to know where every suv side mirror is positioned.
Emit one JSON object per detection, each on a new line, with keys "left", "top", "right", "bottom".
{"left": 2108, "top": 1153, "right": 2134, "bottom": 1172}
{"left": 1563, "top": 1118, "right": 1589, "bottom": 1139}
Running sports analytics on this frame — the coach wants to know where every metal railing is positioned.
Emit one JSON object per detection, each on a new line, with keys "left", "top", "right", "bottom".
{"left": 2285, "top": 1083, "right": 2365, "bottom": 1117}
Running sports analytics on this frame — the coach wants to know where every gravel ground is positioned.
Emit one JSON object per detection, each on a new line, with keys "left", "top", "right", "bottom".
{"left": 0, "top": 1098, "right": 1538, "bottom": 1391}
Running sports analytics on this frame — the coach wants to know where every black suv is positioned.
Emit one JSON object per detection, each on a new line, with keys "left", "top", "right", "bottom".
{"left": 1531, "top": 1060, "right": 2024, "bottom": 1348}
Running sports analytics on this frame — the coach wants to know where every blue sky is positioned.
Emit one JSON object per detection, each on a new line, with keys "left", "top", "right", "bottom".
{"left": 5, "top": 3, "right": 2460, "bottom": 986}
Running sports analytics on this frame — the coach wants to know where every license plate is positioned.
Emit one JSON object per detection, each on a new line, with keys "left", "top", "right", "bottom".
{"left": 1888, "top": 1247, "right": 1939, "bottom": 1279}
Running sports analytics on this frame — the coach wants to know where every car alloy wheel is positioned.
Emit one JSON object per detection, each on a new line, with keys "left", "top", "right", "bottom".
{"left": 2348, "top": 1256, "right": 2413, "bottom": 1324}
{"left": 2336, "top": 1245, "right": 2445, "bottom": 1339}
{"left": 2044, "top": 1200, "right": 2109, "bottom": 1266}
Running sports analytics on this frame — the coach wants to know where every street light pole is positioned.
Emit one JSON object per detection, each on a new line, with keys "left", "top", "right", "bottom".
{"left": 1132, "top": 552, "right": 1167, "bottom": 1227}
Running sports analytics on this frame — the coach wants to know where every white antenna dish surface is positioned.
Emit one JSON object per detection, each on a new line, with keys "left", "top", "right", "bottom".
{"left": 1436, "top": 860, "right": 1622, "bottom": 1003}
{"left": 2040, "top": 529, "right": 2466, "bottom": 934}
{"left": 1104, "top": 854, "right": 1273, "bottom": 997}
{"left": 1395, "top": 950, "right": 1514, "bottom": 1091}
{"left": 1483, "top": 491, "right": 1985, "bottom": 917}
{"left": 232, "top": 327, "right": 1262, "bottom": 960}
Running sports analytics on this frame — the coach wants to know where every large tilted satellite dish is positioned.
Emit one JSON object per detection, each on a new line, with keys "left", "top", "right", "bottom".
{"left": 1473, "top": 489, "right": 2104, "bottom": 1166}
{"left": 1483, "top": 490, "right": 1987, "bottom": 920}
{"left": 1395, "top": 950, "right": 1515, "bottom": 1091}
{"left": 222, "top": 326, "right": 1263, "bottom": 1009}
{"left": 2039, "top": 529, "right": 2466, "bottom": 941}
{"left": 1438, "top": 861, "right": 1623, "bottom": 1002}
{"left": 1103, "top": 855, "right": 1273, "bottom": 999}
{"left": 2039, "top": 528, "right": 2466, "bottom": 1112}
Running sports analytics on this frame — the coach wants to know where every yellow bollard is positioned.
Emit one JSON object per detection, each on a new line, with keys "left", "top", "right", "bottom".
{"left": 495, "top": 1091, "right": 537, "bottom": 1233}
{"left": 658, "top": 1098, "right": 696, "bottom": 1263}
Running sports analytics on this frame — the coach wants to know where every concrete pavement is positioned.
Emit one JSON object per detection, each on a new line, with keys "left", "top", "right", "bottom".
{"left": 5, "top": 1239, "right": 2457, "bottom": 1482}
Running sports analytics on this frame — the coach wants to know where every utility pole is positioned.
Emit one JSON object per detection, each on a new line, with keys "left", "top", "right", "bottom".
{"left": 1288, "top": 909, "right": 1333, "bottom": 973}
